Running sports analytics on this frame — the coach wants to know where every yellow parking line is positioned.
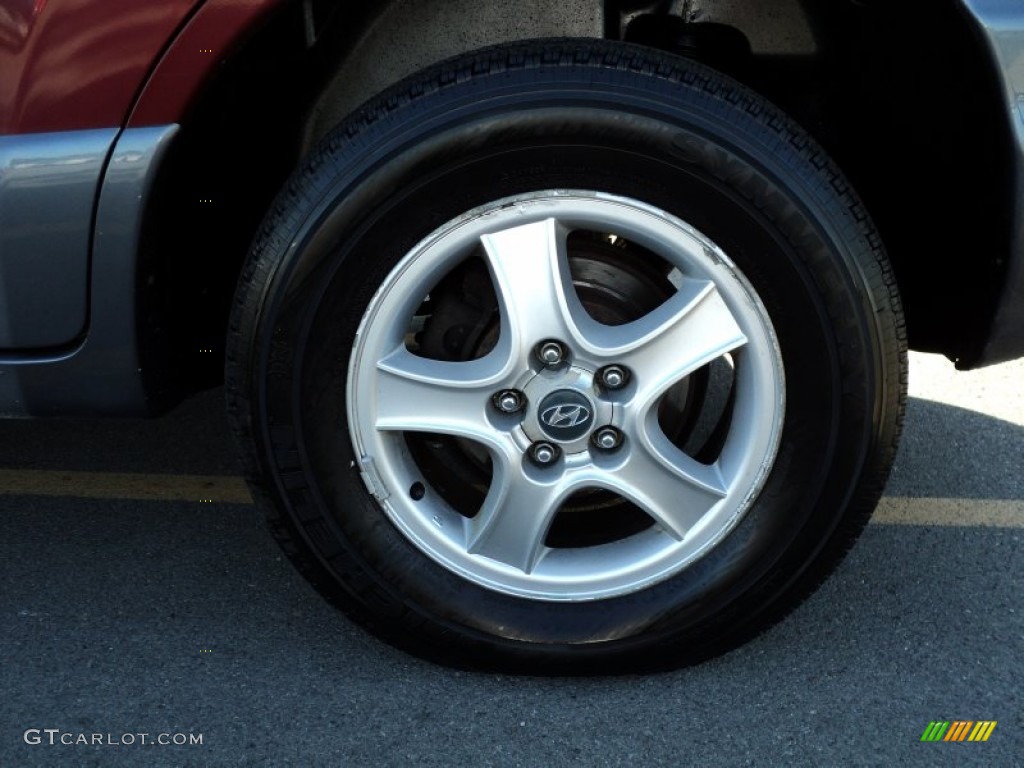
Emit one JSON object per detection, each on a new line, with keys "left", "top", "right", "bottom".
{"left": 0, "top": 469, "right": 1021, "bottom": 527}
{"left": 871, "top": 497, "right": 1023, "bottom": 527}
{"left": 0, "top": 469, "right": 252, "bottom": 504}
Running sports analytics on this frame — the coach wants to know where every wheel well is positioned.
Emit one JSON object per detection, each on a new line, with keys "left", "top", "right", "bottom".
{"left": 303, "top": 0, "right": 607, "bottom": 150}
{"left": 145, "top": 0, "right": 1012, "bottom": 404}
{"left": 620, "top": 0, "right": 1013, "bottom": 363}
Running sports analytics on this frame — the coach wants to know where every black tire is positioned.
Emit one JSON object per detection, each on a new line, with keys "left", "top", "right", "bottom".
{"left": 226, "top": 39, "right": 906, "bottom": 673}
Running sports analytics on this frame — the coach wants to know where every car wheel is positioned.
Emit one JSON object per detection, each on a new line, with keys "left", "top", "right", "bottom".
{"left": 226, "top": 40, "right": 906, "bottom": 672}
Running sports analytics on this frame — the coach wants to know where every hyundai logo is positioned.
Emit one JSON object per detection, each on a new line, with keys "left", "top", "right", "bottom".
{"left": 536, "top": 390, "right": 595, "bottom": 441}
{"left": 540, "top": 404, "right": 591, "bottom": 429}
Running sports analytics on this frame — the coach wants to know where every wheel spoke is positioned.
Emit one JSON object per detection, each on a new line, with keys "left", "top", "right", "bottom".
{"left": 580, "top": 278, "right": 747, "bottom": 403}
{"left": 375, "top": 347, "right": 508, "bottom": 448}
{"left": 608, "top": 429, "right": 728, "bottom": 541}
{"left": 480, "top": 218, "right": 586, "bottom": 356}
{"left": 466, "top": 462, "right": 568, "bottom": 574}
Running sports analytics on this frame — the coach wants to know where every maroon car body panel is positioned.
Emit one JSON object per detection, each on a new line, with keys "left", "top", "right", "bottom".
{"left": 0, "top": 0, "right": 283, "bottom": 135}
{"left": 129, "top": 0, "right": 287, "bottom": 127}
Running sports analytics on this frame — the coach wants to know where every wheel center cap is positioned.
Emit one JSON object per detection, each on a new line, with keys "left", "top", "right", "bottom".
{"left": 536, "top": 390, "right": 595, "bottom": 442}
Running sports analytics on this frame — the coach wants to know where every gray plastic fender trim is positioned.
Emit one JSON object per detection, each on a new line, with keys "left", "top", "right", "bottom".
{"left": 0, "top": 129, "right": 116, "bottom": 350}
{"left": 958, "top": 0, "right": 1024, "bottom": 368}
{"left": 0, "top": 125, "right": 179, "bottom": 417}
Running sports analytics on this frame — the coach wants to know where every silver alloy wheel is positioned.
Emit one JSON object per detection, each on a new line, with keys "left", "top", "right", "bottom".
{"left": 348, "top": 191, "right": 785, "bottom": 601}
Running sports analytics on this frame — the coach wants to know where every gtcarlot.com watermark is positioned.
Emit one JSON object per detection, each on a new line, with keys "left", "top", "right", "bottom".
{"left": 24, "top": 729, "right": 203, "bottom": 747}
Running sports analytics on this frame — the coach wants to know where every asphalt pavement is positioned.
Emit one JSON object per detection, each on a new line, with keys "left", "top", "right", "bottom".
{"left": 0, "top": 352, "right": 1021, "bottom": 767}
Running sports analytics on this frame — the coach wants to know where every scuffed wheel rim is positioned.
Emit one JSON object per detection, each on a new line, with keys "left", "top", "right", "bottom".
{"left": 348, "top": 192, "right": 785, "bottom": 600}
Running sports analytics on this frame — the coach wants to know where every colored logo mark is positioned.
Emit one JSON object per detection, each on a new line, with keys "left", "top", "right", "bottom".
{"left": 920, "top": 721, "right": 996, "bottom": 742}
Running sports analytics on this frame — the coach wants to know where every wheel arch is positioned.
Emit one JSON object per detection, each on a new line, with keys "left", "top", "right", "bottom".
{"left": 141, "top": 0, "right": 1019, "bottom": 409}
{"left": 136, "top": 0, "right": 614, "bottom": 406}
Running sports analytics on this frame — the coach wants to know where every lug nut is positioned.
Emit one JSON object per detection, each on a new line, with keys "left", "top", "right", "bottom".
{"left": 530, "top": 442, "right": 559, "bottom": 466}
{"left": 593, "top": 427, "right": 623, "bottom": 451}
{"left": 536, "top": 341, "right": 566, "bottom": 366}
{"left": 600, "top": 365, "right": 628, "bottom": 390}
{"left": 493, "top": 389, "right": 525, "bottom": 414}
